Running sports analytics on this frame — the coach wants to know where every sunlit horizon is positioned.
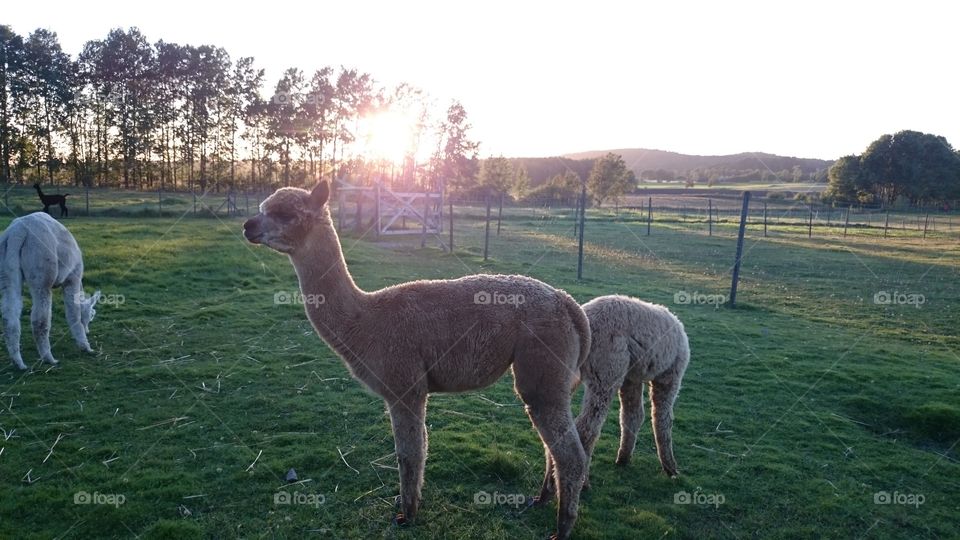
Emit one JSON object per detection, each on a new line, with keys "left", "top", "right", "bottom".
{"left": 5, "top": 0, "right": 960, "bottom": 162}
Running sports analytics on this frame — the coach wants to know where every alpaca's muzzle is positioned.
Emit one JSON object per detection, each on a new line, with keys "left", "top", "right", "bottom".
{"left": 243, "top": 216, "right": 263, "bottom": 243}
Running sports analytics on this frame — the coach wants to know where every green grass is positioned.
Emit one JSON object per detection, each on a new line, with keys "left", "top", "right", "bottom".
{"left": 0, "top": 205, "right": 957, "bottom": 539}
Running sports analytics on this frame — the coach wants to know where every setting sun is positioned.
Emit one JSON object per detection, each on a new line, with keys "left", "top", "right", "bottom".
{"left": 360, "top": 109, "right": 422, "bottom": 165}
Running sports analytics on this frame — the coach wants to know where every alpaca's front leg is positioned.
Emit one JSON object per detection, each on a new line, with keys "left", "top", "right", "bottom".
{"left": 616, "top": 374, "right": 646, "bottom": 465}
{"left": 388, "top": 395, "right": 428, "bottom": 524}
{"left": 62, "top": 281, "right": 92, "bottom": 352}
{"left": 2, "top": 291, "right": 26, "bottom": 370}
{"left": 576, "top": 379, "right": 618, "bottom": 490}
{"left": 29, "top": 287, "right": 57, "bottom": 365}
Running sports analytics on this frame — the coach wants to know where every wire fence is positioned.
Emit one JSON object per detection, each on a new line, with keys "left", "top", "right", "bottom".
{"left": 4, "top": 184, "right": 958, "bottom": 244}
{"left": 1, "top": 184, "right": 270, "bottom": 218}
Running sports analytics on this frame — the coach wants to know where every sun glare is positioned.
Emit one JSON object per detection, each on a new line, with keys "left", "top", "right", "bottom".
{"left": 361, "top": 110, "right": 420, "bottom": 165}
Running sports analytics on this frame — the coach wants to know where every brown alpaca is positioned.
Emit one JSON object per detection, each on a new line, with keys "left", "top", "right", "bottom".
{"left": 243, "top": 181, "right": 589, "bottom": 539}
{"left": 538, "top": 295, "right": 689, "bottom": 502}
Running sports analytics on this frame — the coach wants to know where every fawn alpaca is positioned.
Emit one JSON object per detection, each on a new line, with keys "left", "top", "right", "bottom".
{"left": 34, "top": 184, "right": 69, "bottom": 217}
{"left": 244, "top": 181, "right": 589, "bottom": 540}
{"left": 1, "top": 212, "right": 100, "bottom": 369}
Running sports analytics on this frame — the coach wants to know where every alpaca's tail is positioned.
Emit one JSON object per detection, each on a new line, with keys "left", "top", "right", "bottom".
{"left": 0, "top": 228, "right": 24, "bottom": 295}
{"left": 563, "top": 294, "right": 592, "bottom": 374}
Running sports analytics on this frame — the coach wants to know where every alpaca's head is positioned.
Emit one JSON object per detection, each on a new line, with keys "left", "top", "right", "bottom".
{"left": 243, "top": 181, "right": 330, "bottom": 253}
{"left": 79, "top": 290, "right": 101, "bottom": 334}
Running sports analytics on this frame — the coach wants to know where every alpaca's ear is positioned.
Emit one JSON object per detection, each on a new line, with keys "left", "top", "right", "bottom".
{"left": 308, "top": 181, "right": 330, "bottom": 208}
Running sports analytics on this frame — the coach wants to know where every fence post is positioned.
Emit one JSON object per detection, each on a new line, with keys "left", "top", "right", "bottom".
{"left": 577, "top": 186, "right": 586, "bottom": 280}
{"left": 923, "top": 213, "right": 929, "bottom": 239}
{"left": 807, "top": 205, "right": 813, "bottom": 238}
{"left": 708, "top": 198, "right": 712, "bottom": 236}
{"left": 421, "top": 197, "right": 428, "bottom": 248}
{"left": 763, "top": 201, "right": 767, "bottom": 237}
{"left": 85, "top": 185, "right": 90, "bottom": 216}
{"left": 193, "top": 191, "right": 197, "bottom": 214}
{"left": 496, "top": 192, "right": 504, "bottom": 236}
{"left": 646, "top": 196, "right": 652, "bottom": 236}
{"left": 729, "top": 191, "right": 751, "bottom": 307}
{"left": 354, "top": 198, "right": 363, "bottom": 233}
{"left": 844, "top": 205, "right": 851, "bottom": 237}
{"left": 483, "top": 195, "right": 492, "bottom": 261}
{"left": 244, "top": 191, "right": 249, "bottom": 215}
{"left": 374, "top": 184, "right": 381, "bottom": 240}
{"left": 573, "top": 194, "right": 581, "bottom": 239}
{"left": 884, "top": 211, "right": 890, "bottom": 237}
{"left": 448, "top": 198, "right": 454, "bottom": 252}
{"left": 158, "top": 188, "right": 163, "bottom": 215}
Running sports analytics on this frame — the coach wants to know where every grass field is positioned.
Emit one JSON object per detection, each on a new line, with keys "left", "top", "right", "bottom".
{"left": 0, "top": 204, "right": 958, "bottom": 539}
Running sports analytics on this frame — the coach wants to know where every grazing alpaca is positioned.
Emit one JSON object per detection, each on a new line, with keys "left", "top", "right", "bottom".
{"left": 243, "top": 181, "right": 589, "bottom": 540}
{"left": 538, "top": 295, "right": 689, "bottom": 501}
{"left": 34, "top": 184, "right": 69, "bottom": 217}
{"left": 1, "top": 212, "right": 100, "bottom": 370}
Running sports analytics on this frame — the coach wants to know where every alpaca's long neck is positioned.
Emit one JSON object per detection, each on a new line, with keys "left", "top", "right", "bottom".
{"left": 288, "top": 219, "right": 369, "bottom": 364}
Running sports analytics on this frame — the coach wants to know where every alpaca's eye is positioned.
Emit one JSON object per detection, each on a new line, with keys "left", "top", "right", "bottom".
{"left": 273, "top": 212, "right": 296, "bottom": 223}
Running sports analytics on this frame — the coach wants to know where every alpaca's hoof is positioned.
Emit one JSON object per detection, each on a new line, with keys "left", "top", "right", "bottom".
{"left": 582, "top": 479, "right": 592, "bottom": 491}
{"left": 12, "top": 361, "right": 28, "bottom": 371}
{"left": 79, "top": 345, "right": 94, "bottom": 354}
{"left": 392, "top": 513, "right": 408, "bottom": 527}
{"left": 42, "top": 356, "right": 59, "bottom": 366}
{"left": 615, "top": 456, "right": 630, "bottom": 466}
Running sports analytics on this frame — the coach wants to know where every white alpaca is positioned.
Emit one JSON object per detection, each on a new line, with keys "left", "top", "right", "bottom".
{"left": 0, "top": 212, "right": 100, "bottom": 370}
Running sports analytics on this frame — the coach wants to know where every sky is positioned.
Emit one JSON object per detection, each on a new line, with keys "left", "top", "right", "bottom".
{"left": 4, "top": 0, "right": 959, "bottom": 161}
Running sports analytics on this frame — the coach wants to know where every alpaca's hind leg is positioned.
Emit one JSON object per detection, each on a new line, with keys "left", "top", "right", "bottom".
{"left": 536, "top": 378, "right": 619, "bottom": 503}
{"left": 650, "top": 375, "right": 682, "bottom": 477}
{"left": 29, "top": 286, "right": 57, "bottom": 365}
{"left": 615, "top": 370, "right": 646, "bottom": 465}
{"left": 60, "top": 203, "right": 67, "bottom": 217}
{"left": 525, "top": 402, "right": 585, "bottom": 540}
{"left": 2, "top": 291, "right": 26, "bottom": 370}
{"left": 536, "top": 448, "right": 555, "bottom": 503}
{"left": 514, "top": 361, "right": 585, "bottom": 540}
{"left": 387, "top": 395, "right": 428, "bottom": 524}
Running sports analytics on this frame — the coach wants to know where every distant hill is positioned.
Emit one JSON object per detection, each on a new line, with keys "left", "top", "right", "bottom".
{"left": 562, "top": 148, "right": 834, "bottom": 183}
{"left": 505, "top": 149, "right": 833, "bottom": 189}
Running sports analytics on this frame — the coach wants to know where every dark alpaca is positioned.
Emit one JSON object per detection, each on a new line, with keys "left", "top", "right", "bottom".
{"left": 34, "top": 184, "right": 69, "bottom": 217}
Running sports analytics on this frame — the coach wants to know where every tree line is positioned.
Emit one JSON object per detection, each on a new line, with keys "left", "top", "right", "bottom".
{"left": 0, "top": 25, "right": 482, "bottom": 193}
{"left": 826, "top": 130, "right": 960, "bottom": 208}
